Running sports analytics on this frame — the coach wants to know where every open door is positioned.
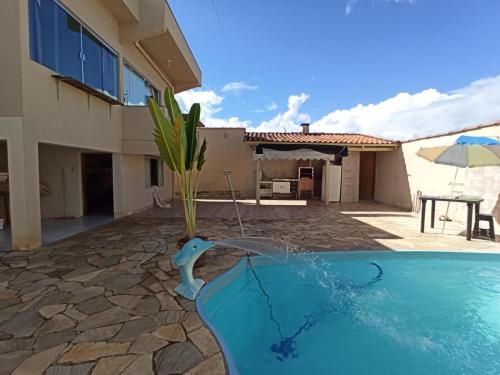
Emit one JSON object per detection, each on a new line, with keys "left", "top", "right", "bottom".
{"left": 359, "top": 152, "right": 376, "bottom": 201}
{"left": 81, "top": 153, "right": 114, "bottom": 215}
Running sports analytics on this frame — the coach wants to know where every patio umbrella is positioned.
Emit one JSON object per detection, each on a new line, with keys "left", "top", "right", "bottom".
{"left": 417, "top": 135, "right": 500, "bottom": 233}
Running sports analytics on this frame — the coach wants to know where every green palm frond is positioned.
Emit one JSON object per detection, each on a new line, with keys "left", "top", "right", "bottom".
{"left": 185, "top": 103, "right": 200, "bottom": 170}
{"left": 148, "top": 88, "right": 208, "bottom": 239}
{"left": 197, "top": 138, "right": 207, "bottom": 171}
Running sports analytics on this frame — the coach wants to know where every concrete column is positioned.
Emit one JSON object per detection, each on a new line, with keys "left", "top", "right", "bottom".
{"left": 8, "top": 137, "right": 42, "bottom": 250}
{"left": 341, "top": 151, "right": 360, "bottom": 203}
{"left": 324, "top": 160, "right": 330, "bottom": 206}
{"left": 255, "top": 159, "right": 261, "bottom": 205}
{"left": 112, "top": 153, "right": 123, "bottom": 218}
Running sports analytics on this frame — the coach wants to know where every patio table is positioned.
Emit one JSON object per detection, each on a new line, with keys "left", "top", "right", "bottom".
{"left": 419, "top": 195, "right": 483, "bottom": 241}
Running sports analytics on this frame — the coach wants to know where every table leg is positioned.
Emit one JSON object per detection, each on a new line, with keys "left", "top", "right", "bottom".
{"left": 466, "top": 203, "right": 473, "bottom": 241}
{"left": 473, "top": 202, "right": 480, "bottom": 236}
{"left": 431, "top": 200, "right": 436, "bottom": 228}
{"left": 420, "top": 199, "right": 427, "bottom": 233}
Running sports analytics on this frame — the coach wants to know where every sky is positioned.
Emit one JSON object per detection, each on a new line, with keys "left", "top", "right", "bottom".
{"left": 169, "top": 0, "right": 500, "bottom": 140}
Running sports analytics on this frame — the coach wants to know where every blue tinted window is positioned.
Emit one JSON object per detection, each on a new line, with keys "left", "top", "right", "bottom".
{"left": 29, "top": 0, "right": 118, "bottom": 99}
{"left": 102, "top": 48, "right": 118, "bottom": 98}
{"left": 29, "top": 0, "right": 57, "bottom": 71}
{"left": 56, "top": 6, "right": 82, "bottom": 80}
{"left": 123, "top": 64, "right": 159, "bottom": 106}
{"left": 82, "top": 29, "right": 102, "bottom": 92}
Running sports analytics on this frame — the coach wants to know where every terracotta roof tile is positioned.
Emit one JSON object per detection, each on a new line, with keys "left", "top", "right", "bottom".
{"left": 244, "top": 132, "right": 396, "bottom": 145}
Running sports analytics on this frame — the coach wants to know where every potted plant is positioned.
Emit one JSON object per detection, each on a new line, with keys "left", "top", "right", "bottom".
{"left": 148, "top": 88, "right": 208, "bottom": 265}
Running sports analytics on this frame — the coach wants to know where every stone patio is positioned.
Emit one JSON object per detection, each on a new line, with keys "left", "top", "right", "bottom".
{"left": 0, "top": 201, "right": 498, "bottom": 374}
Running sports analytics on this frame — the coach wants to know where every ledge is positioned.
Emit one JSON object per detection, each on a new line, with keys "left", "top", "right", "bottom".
{"left": 52, "top": 75, "right": 124, "bottom": 106}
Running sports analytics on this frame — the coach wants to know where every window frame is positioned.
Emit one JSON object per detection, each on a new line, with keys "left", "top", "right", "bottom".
{"left": 145, "top": 156, "right": 164, "bottom": 187}
{"left": 28, "top": 0, "right": 119, "bottom": 99}
{"left": 123, "top": 60, "right": 161, "bottom": 106}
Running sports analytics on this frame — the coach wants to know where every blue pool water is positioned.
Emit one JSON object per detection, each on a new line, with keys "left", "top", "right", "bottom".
{"left": 196, "top": 252, "right": 500, "bottom": 375}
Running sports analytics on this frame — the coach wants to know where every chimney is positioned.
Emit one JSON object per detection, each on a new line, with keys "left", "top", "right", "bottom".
{"left": 300, "top": 123, "right": 310, "bottom": 134}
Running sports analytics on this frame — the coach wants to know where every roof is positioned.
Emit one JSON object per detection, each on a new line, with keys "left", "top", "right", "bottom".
{"left": 404, "top": 121, "right": 500, "bottom": 143}
{"left": 244, "top": 132, "right": 397, "bottom": 146}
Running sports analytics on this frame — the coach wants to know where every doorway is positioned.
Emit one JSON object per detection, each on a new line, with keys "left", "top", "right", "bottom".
{"left": 81, "top": 153, "right": 114, "bottom": 215}
{"left": 359, "top": 152, "right": 376, "bottom": 201}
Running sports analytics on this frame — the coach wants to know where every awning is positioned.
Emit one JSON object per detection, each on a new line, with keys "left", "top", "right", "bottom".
{"left": 254, "top": 148, "right": 340, "bottom": 160}
{"left": 253, "top": 144, "right": 348, "bottom": 160}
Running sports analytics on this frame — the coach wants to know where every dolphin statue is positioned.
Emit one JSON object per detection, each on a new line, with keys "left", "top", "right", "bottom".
{"left": 172, "top": 237, "right": 215, "bottom": 300}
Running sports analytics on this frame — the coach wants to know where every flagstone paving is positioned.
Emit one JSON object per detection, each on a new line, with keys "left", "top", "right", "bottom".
{"left": 0, "top": 200, "right": 498, "bottom": 374}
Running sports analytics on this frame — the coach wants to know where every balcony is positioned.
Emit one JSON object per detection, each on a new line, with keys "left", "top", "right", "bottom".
{"left": 106, "top": 0, "right": 201, "bottom": 92}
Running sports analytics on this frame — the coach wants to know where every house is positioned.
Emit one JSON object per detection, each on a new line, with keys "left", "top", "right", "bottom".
{"left": 0, "top": 0, "right": 201, "bottom": 250}
{"left": 194, "top": 122, "right": 499, "bottom": 231}
{"left": 194, "top": 124, "right": 399, "bottom": 203}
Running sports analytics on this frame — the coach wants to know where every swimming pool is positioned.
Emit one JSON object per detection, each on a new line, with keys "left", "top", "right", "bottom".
{"left": 197, "top": 251, "right": 500, "bottom": 375}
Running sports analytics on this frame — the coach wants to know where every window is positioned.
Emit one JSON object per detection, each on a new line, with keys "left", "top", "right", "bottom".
{"left": 145, "top": 157, "right": 164, "bottom": 187}
{"left": 29, "top": 0, "right": 118, "bottom": 98}
{"left": 123, "top": 62, "right": 160, "bottom": 106}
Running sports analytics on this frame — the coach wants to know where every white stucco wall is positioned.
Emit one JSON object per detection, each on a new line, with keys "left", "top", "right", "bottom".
{"left": 376, "top": 124, "right": 500, "bottom": 229}
{"left": 195, "top": 128, "right": 255, "bottom": 198}
{"left": 38, "top": 144, "right": 83, "bottom": 218}
{"left": 113, "top": 153, "right": 173, "bottom": 217}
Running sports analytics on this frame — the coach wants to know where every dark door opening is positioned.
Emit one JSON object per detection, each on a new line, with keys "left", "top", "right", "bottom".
{"left": 82, "top": 153, "right": 114, "bottom": 215}
{"left": 359, "top": 152, "right": 376, "bottom": 201}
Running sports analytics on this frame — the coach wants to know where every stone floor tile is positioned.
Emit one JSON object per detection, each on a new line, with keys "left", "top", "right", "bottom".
{"left": 69, "top": 287, "right": 104, "bottom": 304}
{"left": 188, "top": 327, "right": 219, "bottom": 357}
{"left": 107, "top": 294, "right": 142, "bottom": 310}
{"left": 132, "top": 296, "right": 160, "bottom": 315}
{"left": 45, "top": 362, "right": 94, "bottom": 375}
{"left": 156, "top": 292, "right": 182, "bottom": 311}
{"left": 112, "top": 316, "right": 155, "bottom": 343}
{"left": 154, "top": 342, "right": 203, "bottom": 375}
{"left": 0, "top": 350, "right": 32, "bottom": 375}
{"left": 76, "top": 296, "right": 112, "bottom": 315}
{"left": 64, "top": 307, "right": 88, "bottom": 322}
{"left": 0, "top": 309, "right": 45, "bottom": 337}
{"left": 129, "top": 333, "right": 168, "bottom": 353}
{"left": 12, "top": 343, "right": 67, "bottom": 375}
{"left": 73, "top": 324, "right": 122, "bottom": 343}
{"left": 91, "top": 355, "right": 136, "bottom": 375}
{"left": 37, "top": 314, "right": 75, "bottom": 335}
{"left": 184, "top": 353, "right": 226, "bottom": 375}
{"left": 38, "top": 304, "right": 67, "bottom": 319}
{"left": 154, "top": 310, "right": 185, "bottom": 326}
{"left": 182, "top": 312, "right": 203, "bottom": 333}
{"left": 121, "top": 353, "right": 153, "bottom": 375}
{"left": 58, "top": 342, "right": 130, "bottom": 364}
{"left": 34, "top": 328, "right": 76, "bottom": 352}
{"left": 103, "top": 274, "right": 143, "bottom": 292}
{"left": 76, "top": 306, "right": 129, "bottom": 331}
{"left": 153, "top": 323, "right": 186, "bottom": 342}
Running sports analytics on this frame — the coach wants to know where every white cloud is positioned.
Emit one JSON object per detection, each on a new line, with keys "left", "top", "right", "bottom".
{"left": 254, "top": 102, "right": 278, "bottom": 113}
{"left": 176, "top": 75, "right": 500, "bottom": 140}
{"left": 248, "top": 93, "right": 311, "bottom": 132}
{"left": 221, "top": 81, "right": 258, "bottom": 93}
{"left": 346, "top": 0, "right": 417, "bottom": 15}
{"left": 175, "top": 89, "right": 250, "bottom": 128}
{"left": 345, "top": 0, "right": 357, "bottom": 15}
{"left": 311, "top": 75, "right": 500, "bottom": 140}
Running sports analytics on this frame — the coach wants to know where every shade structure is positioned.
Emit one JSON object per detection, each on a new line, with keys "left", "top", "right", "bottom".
{"left": 253, "top": 148, "right": 338, "bottom": 161}
{"left": 416, "top": 135, "right": 500, "bottom": 234}
{"left": 417, "top": 136, "right": 500, "bottom": 168}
